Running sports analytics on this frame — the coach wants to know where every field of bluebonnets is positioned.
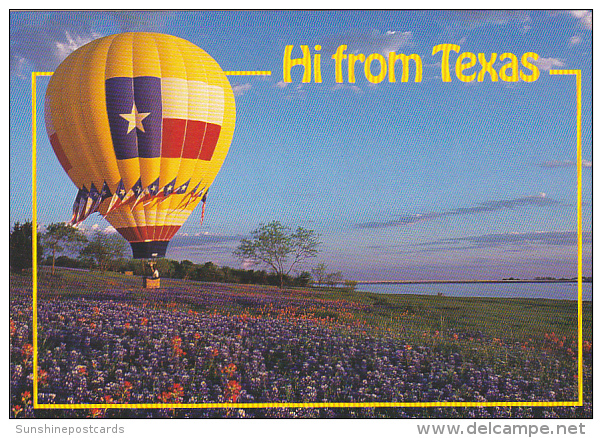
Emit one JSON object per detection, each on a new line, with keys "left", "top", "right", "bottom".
{"left": 10, "top": 269, "right": 592, "bottom": 419}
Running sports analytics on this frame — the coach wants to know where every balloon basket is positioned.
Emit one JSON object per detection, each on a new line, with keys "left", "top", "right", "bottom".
{"left": 143, "top": 277, "right": 160, "bottom": 289}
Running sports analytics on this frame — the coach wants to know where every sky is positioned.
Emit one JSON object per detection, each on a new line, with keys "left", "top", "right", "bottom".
{"left": 9, "top": 10, "right": 593, "bottom": 281}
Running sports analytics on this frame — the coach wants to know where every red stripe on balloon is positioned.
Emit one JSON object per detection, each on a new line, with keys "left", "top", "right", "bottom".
{"left": 161, "top": 118, "right": 221, "bottom": 161}
{"left": 199, "top": 123, "right": 221, "bottom": 161}
{"left": 138, "top": 225, "right": 149, "bottom": 242}
{"left": 159, "top": 224, "right": 182, "bottom": 242}
{"left": 166, "top": 225, "right": 181, "bottom": 240}
{"left": 49, "top": 133, "right": 72, "bottom": 172}
{"left": 156, "top": 224, "right": 177, "bottom": 242}
{"left": 161, "top": 118, "right": 187, "bottom": 158}
{"left": 181, "top": 119, "right": 206, "bottom": 159}
{"left": 116, "top": 226, "right": 144, "bottom": 243}
{"left": 151, "top": 224, "right": 173, "bottom": 242}
{"left": 117, "top": 225, "right": 180, "bottom": 243}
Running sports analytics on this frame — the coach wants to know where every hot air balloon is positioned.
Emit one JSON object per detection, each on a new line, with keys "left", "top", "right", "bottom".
{"left": 44, "top": 32, "right": 235, "bottom": 258}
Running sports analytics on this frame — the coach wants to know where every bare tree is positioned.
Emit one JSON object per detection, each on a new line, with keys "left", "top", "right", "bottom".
{"left": 311, "top": 263, "right": 328, "bottom": 287}
{"left": 325, "top": 271, "right": 343, "bottom": 287}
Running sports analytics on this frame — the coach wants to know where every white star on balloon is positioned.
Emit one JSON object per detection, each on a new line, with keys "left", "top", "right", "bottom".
{"left": 120, "top": 103, "right": 150, "bottom": 134}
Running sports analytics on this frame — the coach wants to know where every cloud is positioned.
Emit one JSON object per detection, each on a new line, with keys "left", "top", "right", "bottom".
{"left": 275, "top": 81, "right": 288, "bottom": 89}
{"left": 10, "top": 20, "right": 100, "bottom": 77}
{"left": 538, "top": 159, "right": 592, "bottom": 168}
{"left": 440, "top": 10, "right": 531, "bottom": 31}
{"left": 241, "top": 259, "right": 256, "bottom": 269}
{"left": 103, "top": 225, "right": 117, "bottom": 234}
{"left": 69, "top": 221, "right": 119, "bottom": 238}
{"left": 330, "top": 83, "right": 362, "bottom": 94}
{"left": 232, "top": 83, "right": 252, "bottom": 97}
{"left": 419, "top": 230, "right": 592, "bottom": 251}
{"left": 165, "top": 232, "right": 245, "bottom": 259}
{"left": 532, "top": 57, "right": 565, "bottom": 71}
{"left": 110, "top": 11, "right": 169, "bottom": 33}
{"left": 169, "top": 232, "right": 244, "bottom": 248}
{"left": 570, "top": 10, "right": 592, "bottom": 30}
{"left": 569, "top": 35, "right": 582, "bottom": 46}
{"left": 355, "top": 193, "right": 559, "bottom": 229}
{"left": 322, "top": 29, "right": 414, "bottom": 57}
{"left": 282, "top": 84, "right": 307, "bottom": 100}
{"left": 10, "top": 11, "right": 170, "bottom": 78}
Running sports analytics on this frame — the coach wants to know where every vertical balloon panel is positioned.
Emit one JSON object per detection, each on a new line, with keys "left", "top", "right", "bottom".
{"left": 44, "top": 32, "right": 236, "bottom": 258}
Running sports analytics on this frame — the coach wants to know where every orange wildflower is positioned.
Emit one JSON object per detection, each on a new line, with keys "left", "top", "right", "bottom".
{"left": 21, "top": 344, "right": 33, "bottom": 357}
{"left": 89, "top": 408, "right": 104, "bottom": 418}
{"left": 38, "top": 369, "right": 48, "bottom": 385}
{"left": 584, "top": 340, "right": 592, "bottom": 353}
{"left": 222, "top": 363, "right": 237, "bottom": 378}
{"left": 12, "top": 405, "right": 23, "bottom": 417}
{"left": 226, "top": 380, "right": 242, "bottom": 403}
{"left": 171, "top": 383, "right": 184, "bottom": 399}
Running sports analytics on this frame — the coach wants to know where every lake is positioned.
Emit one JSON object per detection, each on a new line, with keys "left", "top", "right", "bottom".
{"left": 356, "top": 281, "right": 592, "bottom": 301}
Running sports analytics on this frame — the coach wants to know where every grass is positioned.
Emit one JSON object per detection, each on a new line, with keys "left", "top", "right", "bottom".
{"left": 17, "top": 267, "right": 592, "bottom": 347}
{"left": 10, "top": 268, "right": 593, "bottom": 417}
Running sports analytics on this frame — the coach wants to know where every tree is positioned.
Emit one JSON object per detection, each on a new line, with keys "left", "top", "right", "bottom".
{"left": 155, "top": 258, "right": 176, "bottom": 279}
{"left": 294, "top": 272, "right": 312, "bottom": 287}
{"left": 234, "top": 221, "right": 321, "bottom": 288}
{"left": 176, "top": 260, "right": 197, "bottom": 280}
{"left": 80, "top": 231, "right": 125, "bottom": 272}
{"left": 325, "top": 271, "right": 343, "bottom": 287}
{"left": 343, "top": 279, "right": 358, "bottom": 292}
{"left": 41, "top": 222, "right": 88, "bottom": 275}
{"left": 10, "top": 221, "right": 39, "bottom": 272}
{"left": 311, "top": 263, "right": 328, "bottom": 287}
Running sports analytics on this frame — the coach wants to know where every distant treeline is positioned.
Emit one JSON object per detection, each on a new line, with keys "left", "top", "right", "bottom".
{"left": 504, "top": 276, "right": 593, "bottom": 283}
{"left": 41, "top": 255, "right": 313, "bottom": 287}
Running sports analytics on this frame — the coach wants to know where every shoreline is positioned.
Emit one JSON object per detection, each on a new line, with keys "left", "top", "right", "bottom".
{"left": 356, "top": 279, "right": 591, "bottom": 285}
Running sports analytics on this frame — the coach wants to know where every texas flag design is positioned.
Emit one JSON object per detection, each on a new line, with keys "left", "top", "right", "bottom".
{"left": 105, "top": 76, "right": 224, "bottom": 162}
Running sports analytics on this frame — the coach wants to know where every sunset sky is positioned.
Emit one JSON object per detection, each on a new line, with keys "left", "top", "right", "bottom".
{"left": 10, "top": 10, "right": 592, "bottom": 281}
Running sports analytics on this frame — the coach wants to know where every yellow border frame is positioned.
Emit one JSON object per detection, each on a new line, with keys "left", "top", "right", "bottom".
{"left": 30, "top": 70, "right": 584, "bottom": 409}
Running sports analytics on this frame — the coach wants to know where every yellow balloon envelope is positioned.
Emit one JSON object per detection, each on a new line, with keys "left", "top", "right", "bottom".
{"left": 44, "top": 32, "right": 236, "bottom": 258}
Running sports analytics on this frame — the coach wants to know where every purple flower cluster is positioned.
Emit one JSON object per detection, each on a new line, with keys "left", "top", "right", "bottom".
{"left": 9, "top": 277, "right": 592, "bottom": 419}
